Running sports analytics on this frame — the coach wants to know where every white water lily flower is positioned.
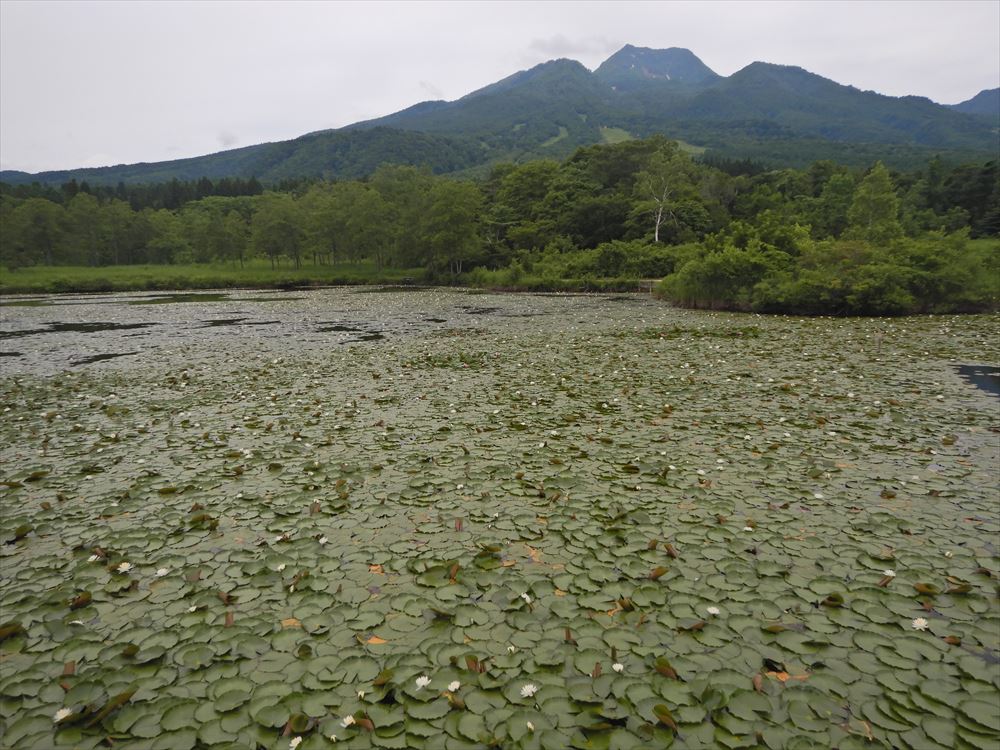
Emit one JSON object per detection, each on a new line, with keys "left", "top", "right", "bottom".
{"left": 883, "top": 569, "right": 896, "bottom": 578}
{"left": 912, "top": 617, "right": 930, "bottom": 631}
{"left": 415, "top": 675, "right": 431, "bottom": 690}
{"left": 507, "top": 645, "right": 517, "bottom": 654}
{"left": 526, "top": 721, "right": 535, "bottom": 732}
{"left": 54, "top": 707, "right": 72, "bottom": 722}
{"left": 357, "top": 690, "right": 365, "bottom": 699}
{"left": 944, "top": 551, "right": 953, "bottom": 558}
{"left": 707, "top": 606, "right": 721, "bottom": 616}
{"left": 116, "top": 562, "right": 133, "bottom": 573}
{"left": 318, "top": 536, "right": 328, "bottom": 545}
{"left": 612, "top": 663, "right": 624, "bottom": 673}
{"left": 743, "top": 526, "right": 754, "bottom": 532}
{"left": 520, "top": 683, "right": 539, "bottom": 698}
{"left": 68, "top": 620, "right": 84, "bottom": 626}
{"left": 447, "top": 680, "right": 461, "bottom": 692}
{"left": 520, "top": 592, "right": 532, "bottom": 604}
{"left": 155, "top": 568, "right": 169, "bottom": 577}
{"left": 87, "top": 554, "right": 99, "bottom": 562}
{"left": 276, "top": 563, "right": 286, "bottom": 572}
{"left": 329, "top": 733, "right": 337, "bottom": 742}
{"left": 188, "top": 605, "right": 197, "bottom": 612}
{"left": 340, "top": 715, "right": 356, "bottom": 728}
{"left": 289, "top": 737, "right": 302, "bottom": 750}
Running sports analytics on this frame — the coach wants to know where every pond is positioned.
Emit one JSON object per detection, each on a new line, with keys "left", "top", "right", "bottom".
{"left": 1, "top": 289, "right": 998, "bottom": 750}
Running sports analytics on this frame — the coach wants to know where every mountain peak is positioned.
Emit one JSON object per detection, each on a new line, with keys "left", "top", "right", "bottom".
{"left": 595, "top": 45, "right": 719, "bottom": 87}
{"left": 460, "top": 57, "right": 594, "bottom": 101}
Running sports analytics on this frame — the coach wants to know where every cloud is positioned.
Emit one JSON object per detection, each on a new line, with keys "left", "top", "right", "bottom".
{"left": 217, "top": 130, "right": 239, "bottom": 147}
{"left": 418, "top": 80, "right": 444, "bottom": 99}
{"left": 527, "top": 34, "right": 621, "bottom": 61}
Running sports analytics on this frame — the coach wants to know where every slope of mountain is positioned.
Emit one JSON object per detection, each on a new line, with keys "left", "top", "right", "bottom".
{"left": 593, "top": 44, "right": 721, "bottom": 89}
{"left": 2, "top": 46, "right": 996, "bottom": 186}
{"left": 651, "top": 62, "right": 995, "bottom": 150}
{"left": 0, "top": 128, "right": 487, "bottom": 186}
{"left": 949, "top": 88, "right": 1000, "bottom": 116}
{"left": 343, "top": 58, "right": 616, "bottom": 161}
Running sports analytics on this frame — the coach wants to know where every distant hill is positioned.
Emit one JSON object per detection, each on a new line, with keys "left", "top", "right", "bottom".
{"left": 0, "top": 128, "right": 484, "bottom": 186}
{"left": 949, "top": 88, "right": 1000, "bottom": 117}
{"left": 2, "top": 46, "right": 996, "bottom": 186}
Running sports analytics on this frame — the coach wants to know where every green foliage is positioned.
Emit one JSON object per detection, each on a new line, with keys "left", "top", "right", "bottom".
{"left": 251, "top": 193, "right": 304, "bottom": 269}
{"left": 0, "top": 259, "right": 423, "bottom": 295}
{"left": 846, "top": 162, "right": 903, "bottom": 244}
{"left": 2, "top": 136, "right": 996, "bottom": 315}
{"left": 659, "top": 234, "right": 999, "bottom": 315}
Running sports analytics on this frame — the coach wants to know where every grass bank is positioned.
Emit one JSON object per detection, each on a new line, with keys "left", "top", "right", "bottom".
{"left": 0, "top": 262, "right": 657, "bottom": 296}
{"left": 0, "top": 261, "right": 425, "bottom": 295}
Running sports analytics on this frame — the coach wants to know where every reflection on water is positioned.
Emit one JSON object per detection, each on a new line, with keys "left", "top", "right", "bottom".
{"left": 0, "top": 322, "right": 155, "bottom": 340}
{"left": 129, "top": 293, "right": 231, "bottom": 305}
{"left": 956, "top": 364, "right": 1000, "bottom": 397}
{"left": 199, "top": 318, "right": 282, "bottom": 328}
{"left": 70, "top": 351, "right": 140, "bottom": 367}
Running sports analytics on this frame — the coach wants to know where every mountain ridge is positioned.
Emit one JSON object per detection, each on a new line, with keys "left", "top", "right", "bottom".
{"left": 948, "top": 88, "right": 1000, "bottom": 116}
{"left": 2, "top": 46, "right": 996, "bottom": 186}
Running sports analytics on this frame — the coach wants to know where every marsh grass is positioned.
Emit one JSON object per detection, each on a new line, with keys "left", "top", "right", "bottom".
{"left": 0, "top": 260, "right": 425, "bottom": 295}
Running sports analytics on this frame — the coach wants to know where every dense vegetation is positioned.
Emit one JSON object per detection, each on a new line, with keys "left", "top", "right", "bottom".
{"left": 2, "top": 136, "right": 998, "bottom": 315}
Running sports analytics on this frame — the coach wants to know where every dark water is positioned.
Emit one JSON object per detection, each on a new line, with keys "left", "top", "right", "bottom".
{"left": 200, "top": 318, "right": 282, "bottom": 328}
{"left": 0, "top": 322, "right": 155, "bottom": 340}
{"left": 956, "top": 364, "right": 1000, "bottom": 397}
{"left": 71, "top": 351, "right": 140, "bottom": 367}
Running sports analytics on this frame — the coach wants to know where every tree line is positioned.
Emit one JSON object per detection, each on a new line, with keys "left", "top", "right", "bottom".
{"left": 1, "top": 136, "right": 997, "bottom": 313}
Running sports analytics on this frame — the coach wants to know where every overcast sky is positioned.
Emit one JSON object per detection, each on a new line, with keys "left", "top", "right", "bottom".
{"left": 1, "top": 0, "right": 998, "bottom": 173}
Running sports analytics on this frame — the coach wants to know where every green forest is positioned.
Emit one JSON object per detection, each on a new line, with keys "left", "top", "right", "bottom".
{"left": 1, "top": 136, "right": 997, "bottom": 315}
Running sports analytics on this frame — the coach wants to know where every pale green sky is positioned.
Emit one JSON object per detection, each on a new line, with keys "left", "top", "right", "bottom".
{"left": 1, "top": 0, "right": 997, "bottom": 173}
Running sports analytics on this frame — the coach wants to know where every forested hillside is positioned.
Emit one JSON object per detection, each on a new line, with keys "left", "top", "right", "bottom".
{"left": 2, "top": 136, "right": 997, "bottom": 315}
{"left": 2, "top": 46, "right": 996, "bottom": 187}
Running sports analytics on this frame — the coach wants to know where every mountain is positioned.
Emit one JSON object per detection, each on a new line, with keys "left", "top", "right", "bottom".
{"left": 594, "top": 44, "right": 721, "bottom": 89}
{"left": 949, "top": 88, "right": 1000, "bottom": 117}
{"left": 342, "top": 58, "right": 615, "bottom": 161}
{"left": 653, "top": 63, "right": 995, "bottom": 148}
{"left": 2, "top": 47, "right": 997, "bottom": 186}
{"left": 0, "top": 128, "right": 484, "bottom": 186}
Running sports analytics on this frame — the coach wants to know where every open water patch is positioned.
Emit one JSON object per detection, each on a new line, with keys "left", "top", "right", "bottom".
{"left": 0, "top": 322, "right": 155, "bottom": 340}
{"left": 70, "top": 351, "right": 140, "bottom": 367}
{"left": 199, "top": 318, "right": 282, "bottom": 328}
{"left": 956, "top": 364, "right": 1000, "bottom": 397}
{"left": 316, "top": 324, "right": 364, "bottom": 333}
{"left": 129, "top": 293, "right": 231, "bottom": 305}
